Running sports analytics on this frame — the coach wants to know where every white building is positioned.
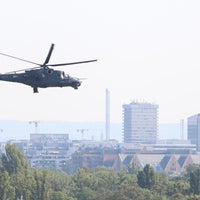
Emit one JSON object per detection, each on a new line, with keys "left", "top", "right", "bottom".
{"left": 123, "top": 101, "right": 158, "bottom": 144}
{"left": 27, "top": 134, "right": 71, "bottom": 170}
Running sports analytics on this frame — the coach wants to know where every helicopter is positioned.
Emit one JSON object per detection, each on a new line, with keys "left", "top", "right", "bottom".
{"left": 0, "top": 44, "right": 97, "bottom": 93}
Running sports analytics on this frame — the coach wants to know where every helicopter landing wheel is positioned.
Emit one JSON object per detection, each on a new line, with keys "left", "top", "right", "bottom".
{"left": 33, "top": 87, "right": 38, "bottom": 93}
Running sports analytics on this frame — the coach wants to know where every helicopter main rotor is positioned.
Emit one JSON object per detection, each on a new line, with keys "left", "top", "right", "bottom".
{"left": 0, "top": 43, "right": 97, "bottom": 73}
{"left": 43, "top": 43, "right": 54, "bottom": 66}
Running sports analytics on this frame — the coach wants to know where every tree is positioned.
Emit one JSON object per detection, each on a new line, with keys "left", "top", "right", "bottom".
{"left": 137, "top": 164, "right": 156, "bottom": 189}
{"left": 0, "top": 144, "right": 28, "bottom": 175}
{"left": 10, "top": 170, "right": 38, "bottom": 200}
{"left": 0, "top": 171, "right": 15, "bottom": 200}
{"left": 190, "top": 167, "right": 200, "bottom": 195}
{"left": 50, "top": 190, "right": 76, "bottom": 200}
{"left": 169, "top": 192, "right": 187, "bottom": 200}
{"left": 33, "top": 169, "right": 51, "bottom": 200}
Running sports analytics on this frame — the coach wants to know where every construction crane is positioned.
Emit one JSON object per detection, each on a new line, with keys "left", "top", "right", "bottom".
{"left": 77, "top": 129, "right": 89, "bottom": 140}
{"left": 77, "top": 128, "right": 103, "bottom": 140}
{"left": 29, "top": 121, "right": 40, "bottom": 134}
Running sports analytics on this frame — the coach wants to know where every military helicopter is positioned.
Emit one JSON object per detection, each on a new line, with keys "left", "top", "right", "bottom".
{"left": 0, "top": 44, "right": 97, "bottom": 93}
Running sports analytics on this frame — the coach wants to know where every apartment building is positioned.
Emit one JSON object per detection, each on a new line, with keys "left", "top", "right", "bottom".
{"left": 123, "top": 101, "right": 158, "bottom": 144}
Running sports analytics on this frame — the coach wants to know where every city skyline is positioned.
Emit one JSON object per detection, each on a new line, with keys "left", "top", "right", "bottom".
{"left": 0, "top": 1, "right": 200, "bottom": 124}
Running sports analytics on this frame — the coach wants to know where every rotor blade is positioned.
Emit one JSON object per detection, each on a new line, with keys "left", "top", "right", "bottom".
{"left": 43, "top": 43, "right": 54, "bottom": 65}
{"left": 5, "top": 66, "right": 41, "bottom": 74}
{"left": 0, "top": 52, "right": 41, "bottom": 66}
{"left": 77, "top": 78, "right": 87, "bottom": 80}
{"left": 47, "top": 59, "right": 97, "bottom": 67}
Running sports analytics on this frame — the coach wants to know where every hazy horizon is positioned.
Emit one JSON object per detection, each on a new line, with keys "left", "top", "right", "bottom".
{"left": 0, "top": 120, "right": 185, "bottom": 143}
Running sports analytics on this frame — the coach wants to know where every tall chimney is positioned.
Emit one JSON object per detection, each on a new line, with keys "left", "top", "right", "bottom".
{"left": 180, "top": 119, "right": 184, "bottom": 140}
{"left": 105, "top": 89, "right": 110, "bottom": 141}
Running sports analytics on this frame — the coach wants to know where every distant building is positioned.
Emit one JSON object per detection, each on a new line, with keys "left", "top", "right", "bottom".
{"left": 188, "top": 114, "right": 200, "bottom": 151}
{"left": 26, "top": 134, "right": 71, "bottom": 170}
{"left": 30, "top": 133, "right": 69, "bottom": 149}
{"left": 123, "top": 101, "right": 158, "bottom": 144}
{"left": 3, "top": 135, "right": 197, "bottom": 175}
{"left": 72, "top": 147, "right": 197, "bottom": 175}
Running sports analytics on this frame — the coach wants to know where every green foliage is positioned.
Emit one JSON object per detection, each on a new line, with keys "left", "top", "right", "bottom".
{"left": 0, "top": 144, "right": 28, "bottom": 175}
{"left": 152, "top": 171, "right": 168, "bottom": 196}
{"left": 2, "top": 144, "right": 200, "bottom": 199}
{"left": 166, "top": 180, "right": 190, "bottom": 197}
{"left": 111, "top": 182, "right": 145, "bottom": 200}
{"left": 189, "top": 165, "right": 200, "bottom": 195}
{"left": 0, "top": 171, "right": 15, "bottom": 200}
{"left": 168, "top": 192, "right": 187, "bottom": 200}
{"left": 32, "top": 169, "right": 51, "bottom": 200}
{"left": 137, "top": 164, "right": 156, "bottom": 189}
{"left": 187, "top": 194, "right": 200, "bottom": 200}
{"left": 50, "top": 190, "right": 76, "bottom": 200}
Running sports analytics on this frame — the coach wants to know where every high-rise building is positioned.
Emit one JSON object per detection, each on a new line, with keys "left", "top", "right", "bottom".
{"left": 123, "top": 101, "right": 158, "bottom": 144}
{"left": 187, "top": 114, "right": 200, "bottom": 151}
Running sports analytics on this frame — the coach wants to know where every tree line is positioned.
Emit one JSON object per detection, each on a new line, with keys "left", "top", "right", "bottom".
{"left": 1, "top": 144, "right": 200, "bottom": 200}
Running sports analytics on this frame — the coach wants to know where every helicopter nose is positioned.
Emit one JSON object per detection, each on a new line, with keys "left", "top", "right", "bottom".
{"left": 76, "top": 80, "right": 81, "bottom": 87}
{"left": 77, "top": 80, "right": 81, "bottom": 86}
{"left": 72, "top": 78, "right": 81, "bottom": 89}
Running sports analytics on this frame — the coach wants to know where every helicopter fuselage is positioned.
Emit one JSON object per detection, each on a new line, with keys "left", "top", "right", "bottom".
{"left": 0, "top": 43, "right": 96, "bottom": 93}
{"left": 0, "top": 67, "right": 81, "bottom": 93}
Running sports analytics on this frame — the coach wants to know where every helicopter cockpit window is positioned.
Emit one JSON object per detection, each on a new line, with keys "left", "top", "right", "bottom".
{"left": 61, "top": 71, "right": 65, "bottom": 78}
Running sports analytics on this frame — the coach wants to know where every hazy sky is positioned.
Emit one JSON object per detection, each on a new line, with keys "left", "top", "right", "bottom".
{"left": 0, "top": 0, "right": 200, "bottom": 123}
